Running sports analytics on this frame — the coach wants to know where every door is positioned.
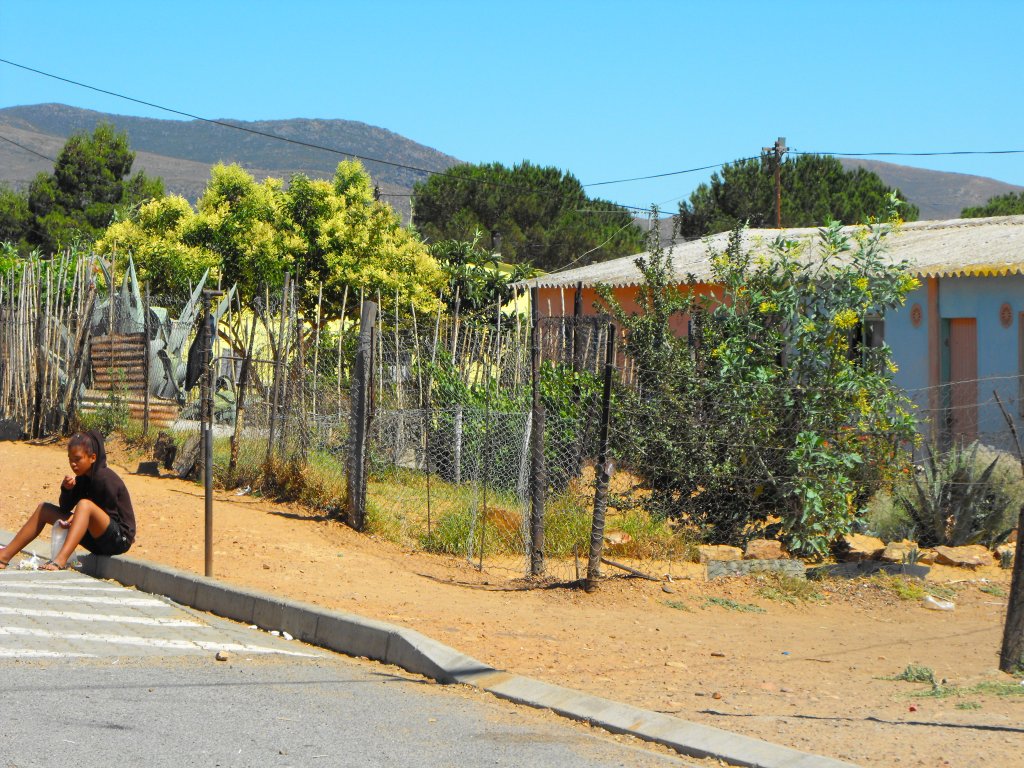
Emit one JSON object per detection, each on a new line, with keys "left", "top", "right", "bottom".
{"left": 945, "top": 318, "right": 978, "bottom": 444}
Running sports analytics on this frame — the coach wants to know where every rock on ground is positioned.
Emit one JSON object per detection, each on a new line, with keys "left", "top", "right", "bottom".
{"left": 933, "top": 545, "right": 994, "bottom": 568}
{"left": 698, "top": 545, "right": 743, "bottom": 563}
{"left": 744, "top": 539, "right": 788, "bottom": 560}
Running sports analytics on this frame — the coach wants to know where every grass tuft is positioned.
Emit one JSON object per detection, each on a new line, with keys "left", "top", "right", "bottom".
{"left": 755, "top": 573, "right": 824, "bottom": 604}
{"left": 704, "top": 596, "right": 765, "bottom": 613}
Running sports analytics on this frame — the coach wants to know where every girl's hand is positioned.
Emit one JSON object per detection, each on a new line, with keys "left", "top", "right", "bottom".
{"left": 58, "top": 513, "right": 73, "bottom": 529}
{"left": 62, "top": 475, "right": 76, "bottom": 490}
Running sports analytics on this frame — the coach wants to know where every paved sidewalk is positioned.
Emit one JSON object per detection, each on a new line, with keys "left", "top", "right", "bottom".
{"left": 0, "top": 568, "right": 318, "bottom": 660}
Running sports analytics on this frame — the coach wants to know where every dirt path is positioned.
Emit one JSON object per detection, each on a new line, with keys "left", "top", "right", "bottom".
{"left": 1, "top": 439, "right": 1021, "bottom": 767}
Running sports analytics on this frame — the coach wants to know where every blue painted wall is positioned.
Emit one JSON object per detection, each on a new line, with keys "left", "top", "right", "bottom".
{"left": 886, "top": 275, "right": 1024, "bottom": 449}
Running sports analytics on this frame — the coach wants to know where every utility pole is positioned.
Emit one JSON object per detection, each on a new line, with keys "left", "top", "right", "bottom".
{"left": 762, "top": 137, "right": 788, "bottom": 228}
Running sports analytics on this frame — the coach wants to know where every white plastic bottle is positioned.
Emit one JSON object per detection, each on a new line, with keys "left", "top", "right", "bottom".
{"left": 50, "top": 522, "right": 68, "bottom": 562}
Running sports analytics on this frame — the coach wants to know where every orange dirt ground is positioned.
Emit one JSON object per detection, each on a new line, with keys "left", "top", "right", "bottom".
{"left": 1, "top": 439, "right": 1021, "bottom": 767}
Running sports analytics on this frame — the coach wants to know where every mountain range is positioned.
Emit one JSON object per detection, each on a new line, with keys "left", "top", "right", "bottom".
{"left": 1, "top": 103, "right": 1022, "bottom": 227}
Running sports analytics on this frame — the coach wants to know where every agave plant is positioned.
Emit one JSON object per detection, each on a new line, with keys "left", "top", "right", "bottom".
{"left": 895, "top": 440, "right": 1013, "bottom": 548}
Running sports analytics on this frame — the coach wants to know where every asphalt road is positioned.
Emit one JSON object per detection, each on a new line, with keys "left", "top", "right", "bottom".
{"left": 0, "top": 569, "right": 691, "bottom": 768}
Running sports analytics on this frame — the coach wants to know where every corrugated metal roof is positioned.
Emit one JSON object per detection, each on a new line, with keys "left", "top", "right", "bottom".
{"left": 527, "top": 215, "right": 1024, "bottom": 288}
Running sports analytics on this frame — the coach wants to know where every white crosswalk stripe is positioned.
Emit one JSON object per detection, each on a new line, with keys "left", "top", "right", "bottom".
{"left": 0, "top": 583, "right": 127, "bottom": 592}
{"left": 0, "top": 569, "right": 320, "bottom": 659}
{"left": 0, "top": 605, "right": 204, "bottom": 627}
{"left": 0, "top": 626, "right": 317, "bottom": 656}
{"left": 0, "top": 591, "right": 171, "bottom": 607}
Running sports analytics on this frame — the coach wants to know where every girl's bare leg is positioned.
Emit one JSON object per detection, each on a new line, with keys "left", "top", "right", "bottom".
{"left": 0, "top": 503, "right": 64, "bottom": 568}
{"left": 42, "top": 498, "right": 112, "bottom": 569}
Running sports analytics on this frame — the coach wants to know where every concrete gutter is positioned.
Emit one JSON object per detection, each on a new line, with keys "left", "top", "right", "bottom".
{"left": 6, "top": 539, "right": 856, "bottom": 768}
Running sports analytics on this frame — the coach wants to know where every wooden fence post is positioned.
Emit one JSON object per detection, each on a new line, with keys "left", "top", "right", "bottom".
{"left": 994, "top": 391, "right": 1024, "bottom": 672}
{"left": 267, "top": 273, "right": 290, "bottom": 464}
{"left": 346, "top": 300, "right": 377, "bottom": 531}
{"left": 586, "top": 323, "right": 617, "bottom": 592}
{"left": 228, "top": 318, "right": 258, "bottom": 482}
{"left": 529, "top": 287, "right": 546, "bottom": 576}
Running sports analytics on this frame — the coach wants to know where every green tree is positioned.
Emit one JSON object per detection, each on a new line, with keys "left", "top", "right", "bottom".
{"left": 430, "top": 233, "right": 536, "bottom": 319}
{"left": 99, "top": 161, "right": 442, "bottom": 315}
{"left": 0, "top": 185, "right": 31, "bottom": 251}
{"left": 961, "top": 190, "right": 1024, "bottom": 218}
{"left": 677, "top": 154, "right": 918, "bottom": 238}
{"left": 601, "top": 203, "right": 918, "bottom": 557}
{"left": 26, "top": 123, "right": 163, "bottom": 253}
{"left": 412, "top": 161, "right": 645, "bottom": 271}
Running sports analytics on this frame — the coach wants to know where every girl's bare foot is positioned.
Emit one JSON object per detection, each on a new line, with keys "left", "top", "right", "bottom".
{"left": 40, "top": 560, "right": 67, "bottom": 571}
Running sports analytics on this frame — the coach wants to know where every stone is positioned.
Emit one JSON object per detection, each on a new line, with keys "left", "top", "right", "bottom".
{"left": 933, "top": 545, "right": 995, "bottom": 568}
{"left": 917, "top": 549, "right": 938, "bottom": 565}
{"left": 215, "top": 651, "right": 230, "bottom": 661}
{"left": 603, "top": 531, "right": 633, "bottom": 555}
{"left": 744, "top": 539, "right": 788, "bottom": 560}
{"left": 837, "top": 533, "right": 886, "bottom": 562}
{"left": 0, "top": 418, "right": 23, "bottom": 441}
{"left": 153, "top": 431, "right": 178, "bottom": 470}
{"left": 662, "top": 585, "right": 676, "bottom": 594}
{"left": 879, "top": 539, "right": 921, "bottom": 563}
{"left": 995, "top": 544, "right": 1016, "bottom": 566}
{"left": 698, "top": 545, "right": 743, "bottom": 563}
{"left": 807, "top": 561, "right": 929, "bottom": 580}
{"left": 706, "top": 559, "right": 806, "bottom": 580}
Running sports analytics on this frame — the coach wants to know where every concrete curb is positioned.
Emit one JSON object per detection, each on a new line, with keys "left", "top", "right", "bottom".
{"left": 7, "top": 538, "right": 856, "bottom": 768}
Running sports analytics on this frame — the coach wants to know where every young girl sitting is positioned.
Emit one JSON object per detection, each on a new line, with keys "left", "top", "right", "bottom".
{"left": 0, "top": 430, "right": 136, "bottom": 571}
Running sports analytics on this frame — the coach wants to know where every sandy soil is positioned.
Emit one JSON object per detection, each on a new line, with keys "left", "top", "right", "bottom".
{"left": 1, "top": 439, "right": 1021, "bottom": 768}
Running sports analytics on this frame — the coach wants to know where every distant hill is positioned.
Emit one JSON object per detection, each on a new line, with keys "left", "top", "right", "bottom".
{"left": 4, "top": 104, "right": 1024, "bottom": 229}
{"left": 838, "top": 158, "right": 1024, "bottom": 221}
{"left": 0, "top": 103, "right": 465, "bottom": 221}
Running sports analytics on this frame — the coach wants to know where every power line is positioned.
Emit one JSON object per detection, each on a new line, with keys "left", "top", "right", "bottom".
{"left": 794, "top": 148, "right": 1024, "bottom": 158}
{"left": 0, "top": 58, "right": 647, "bottom": 209}
{"left": 0, "top": 132, "right": 56, "bottom": 162}
{"left": 583, "top": 157, "right": 761, "bottom": 188}
{"left": 0, "top": 56, "right": 455, "bottom": 180}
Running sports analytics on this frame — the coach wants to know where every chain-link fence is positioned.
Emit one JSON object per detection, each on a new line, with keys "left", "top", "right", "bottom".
{"left": 7, "top": 254, "right": 1020, "bottom": 580}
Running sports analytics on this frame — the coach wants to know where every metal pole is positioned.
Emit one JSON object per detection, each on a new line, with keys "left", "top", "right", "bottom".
{"left": 201, "top": 300, "right": 213, "bottom": 577}
{"left": 201, "top": 289, "right": 222, "bottom": 578}
{"left": 142, "top": 283, "right": 151, "bottom": 437}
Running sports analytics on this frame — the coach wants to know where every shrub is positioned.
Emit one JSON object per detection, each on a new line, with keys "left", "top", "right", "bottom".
{"left": 894, "top": 440, "right": 1015, "bottom": 547}
{"left": 600, "top": 209, "right": 918, "bottom": 557}
{"left": 77, "top": 387, "right": 131, "bottom": 436}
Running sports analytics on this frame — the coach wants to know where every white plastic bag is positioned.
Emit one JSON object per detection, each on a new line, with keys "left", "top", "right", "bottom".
{"left": 922, "top": 594, "right": 955, "bottom": 611}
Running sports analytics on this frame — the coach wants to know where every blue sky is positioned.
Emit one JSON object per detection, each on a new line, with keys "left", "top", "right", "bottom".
{"left": 2, "top": 1, "right": 1023, "bottom": 211}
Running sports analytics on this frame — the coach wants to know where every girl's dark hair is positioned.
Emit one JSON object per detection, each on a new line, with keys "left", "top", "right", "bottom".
{"left": 68, "top": 431, "right": 99, "bottom": 455}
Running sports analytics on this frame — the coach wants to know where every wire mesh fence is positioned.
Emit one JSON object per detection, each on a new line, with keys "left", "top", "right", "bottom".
{"left": 4, "top": 251, "right": 1021, "bottom": 580}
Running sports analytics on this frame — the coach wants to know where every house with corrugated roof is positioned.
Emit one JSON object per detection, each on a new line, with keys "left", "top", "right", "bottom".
{"left": 527, "top": 215, "right": 1024, "bottom": 448}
